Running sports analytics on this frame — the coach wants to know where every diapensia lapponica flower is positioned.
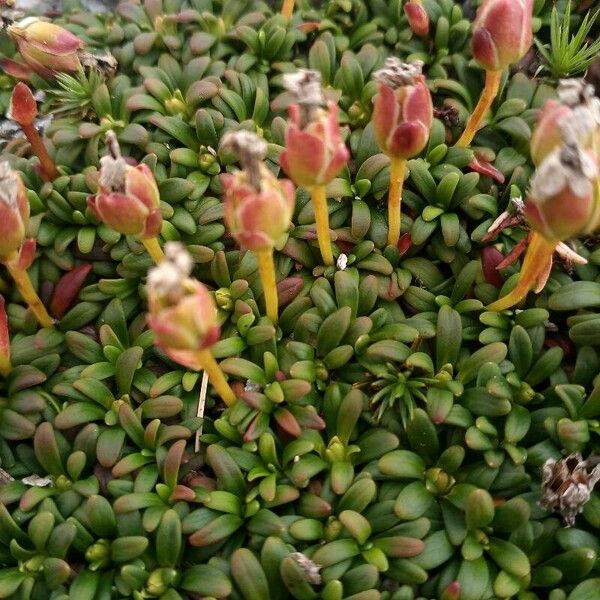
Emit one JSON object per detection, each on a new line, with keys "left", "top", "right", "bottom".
{"left": 88, "top": 132, "right": 162, "bottom": 240}
{"left": 7, "top": 18, "right": 83, "bottom": 78}
{"left": 279, "top": 69, "right": 349, "bottom": 189}
{"left": 279, "top": 69, "right": 348, "bottom": 265}
{"left": 371, "top": 58, "right": 433, "bottom": 161}
{"left": 371, "top": 58, "right": 433, "bottom": 247}
{"left": 221, "top": 131, "right": 295, "bottom": 252}
{"left": 0, "top": 161, "right": 29, "bottom": 262}
{"left": 471, "top": 0, "right": 533, "bottom": 72}
{"left": 220, "top": 130, "right": 294, "bottom": 323}
{"left": 530, "top": 79, "right": 600, "bottom": 166}
{"left": 147, "top": 243, "right": 220, "bottom": 354}
{"left": 146, "top": 243, "right": 235, "bottom": 405}
{"left": 0, "top": 161, "right": 54, "bottom": 328}
{"left": 404, "top": 0, "right": 430, "bottom": 38}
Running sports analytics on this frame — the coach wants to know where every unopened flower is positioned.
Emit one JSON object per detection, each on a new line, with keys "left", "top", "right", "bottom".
{"left": 530, "top": 100, "right": 573, "bottom": 167}
{"left": 531, "top": 79, "right": 600, "bottom": 166}
{"left": 8, "top": 18, "right": 83, "bottom": 78}
{"left": 88, "top": 131, "right": 162, "bottom": 239}
{"left": 279, "top": 69, "right": 349, "bottom": 188}
{"left": 222, "top": 166, "right": 294, "bottom": 251}
{"left": 147, "top": 242, "right": 220, "bottom": 354}
{"left": 524, "top": 142, "right": 599, "bottom": 241}
{"left": 0, "top": 161, "right": 29, "bottom": 261}
{"left": 7, "top": 81, "right": 37, "bottom": 126}
{"left": 8, "top": 82, "right": 59, "bottom": 181}
{"left": 471, "top": 0, "right": 533, "bottom": 72}
{"left": 540, "top": 453, "right": 600, "bottom": 526}
{"left": 221, "top": 130, "right": 294, "bottom": 321}
{"left": 372, "top": 59, "right": 433, "bottom": 160}
{"left": 404, "top": 0, "right": 429, "bottom": 38}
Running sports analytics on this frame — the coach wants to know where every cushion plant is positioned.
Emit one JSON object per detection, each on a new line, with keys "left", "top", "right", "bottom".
{"left": 0, "top": 1, "right": 599, "bottom": 599}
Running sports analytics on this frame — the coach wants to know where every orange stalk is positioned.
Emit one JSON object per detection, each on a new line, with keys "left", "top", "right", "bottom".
{"left": 281, "top": 0, "right": 295, "bottom": 19}
{"left": 455, "top": 70, "right": 502, "bottom": 148}
{"left": 487, "top": 232, "right": 556, "bottom": 311}
{"left": 22, "top": 123, "right": 59, "bottom": 181}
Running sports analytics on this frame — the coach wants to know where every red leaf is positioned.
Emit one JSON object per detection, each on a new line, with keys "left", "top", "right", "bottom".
{"left": 50, "top": 263, "right": 92, "bottom": 318}
{"left": 469, "top": 156, "right": 505, "bottom": 184}
{"left": 481, "top": 246, "right": 505, "bottom": 288}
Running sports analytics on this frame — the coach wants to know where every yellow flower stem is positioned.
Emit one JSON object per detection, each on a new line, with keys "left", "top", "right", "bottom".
{"left": 5, "top": 263, "right": 54, "bottom": 328}
{"left": 281, "top": 0, "right": 295, "bottom": 19}
{"left": 455, "top": 70, "right": 502, "bottom": 148}
{"left": 487, "top": 232, "right": 557, "bottom": 311}
{"left": 0, "top": 353, "right": 10, "bottom": 378}
{"left": 387, "top": 157, "right": 408, "bottom": 248}
{"left": 141, "top": 237, "right": 165, "bottom": 264}
{"left": 310, "top": 185, "right": 334, "bottom": 266}
{"left": 195, "top": 349, "right": 237, "bottom": 407}
{"left": 256, "top": 247, "right": 279, "bottom": 324}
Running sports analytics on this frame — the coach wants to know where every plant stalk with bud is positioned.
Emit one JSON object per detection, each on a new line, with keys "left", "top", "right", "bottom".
{"left": 490, "top": 79, "right": 600, "bottom": 310}
{"left": 147, "top": 243, "right": 236, "bottom": 406}
{"left": 489, "top": 142, "right": 599, "bottom": 311}
{"left": 280, "top": 70, "right": 349, "bottom": 266}
{"left": 371, "top": 59, "right": 433, "bottom": 247}
{"left": 89, "top": 131, "right": 164, "bottom": 263}
{"left": 221, "top": 131, "right": 295, "bottom": 324}
{"left": 9, "top": 83, "right": 59, "bottom": 181}
{"left": 0, "top": 162, "right": 53, "bottom": 328}
{"left": 456, "top": 0, "right": 533, "bottom": 147}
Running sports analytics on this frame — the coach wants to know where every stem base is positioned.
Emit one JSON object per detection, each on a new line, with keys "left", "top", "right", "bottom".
{"left": 196, "top": 349, "right": 237, "bottom": 407}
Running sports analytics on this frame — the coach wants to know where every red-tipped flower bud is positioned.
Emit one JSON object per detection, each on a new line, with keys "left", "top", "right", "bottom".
{"left": 0, "top": 161, "right": 29, "bottom": 261}
{"left": 530, "top": 100, "right": 573, "bottom": 167}
{"left": 531, "top": 80, "right": 600, "bottom": 166}
{"left": 372, "top": 59, "right": 433, "bottom": 159}
{"left": 8, "top": 82, "right": 37, "bottom": 126}
{"left": 404, "top": 1, "right": 429, "bottom": 37}
{"left": 471, "top": 0, "right": 533, "bottom": 72}
{"left": 524, "top": 143, "right": 599, "bottom": 241}
{"left": 8, "top": 18, "right": 83, "bottom": 79}
{"left": 279, "top": 70, "right": 349, "bottom": 188}
{"left": 88, "top": 133, "right": 162, "bottom": 239}
{"left": 221, "top": 131, "right": 295, "bottom": 251}
{"left": 147, "top": 243, "right": 220, "bottom": 361}
{"left": 222, "top": 167, "right": 295, "bottom": 251}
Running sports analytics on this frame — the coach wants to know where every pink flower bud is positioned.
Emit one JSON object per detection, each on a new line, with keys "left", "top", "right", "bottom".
{"left": 8, "top": 82, "right": 37, "bottom": 127}
{"left": 222, "top": 165, "right": 295, "bottom": 251}
{"left": 404, "top": 1, "right": 430, "bottom": 37}
{"left": 471, "top": 0, "right": 533, "bottom": 72}
{"left": 530, "top": 100, "right": 573, "bottom": 166}
{"left": 0, "top": 162, "right": 29, "bottom": 261}
{"left": 524, "top": 143, "right": 599, "bottom": 241}
{"left": 279, "top": 70, "right": 349, "bottom": 188}
{"left": 8, "top": 19, "right": 83, "bottom": 79}
{"left": 147, "top": 243, "right": 220, "bottom": 360}
{"left": 371, "top": 59, "right": 433, "bottom": 159}
{"left": 89, "top": 139, "right": 162, "bottom": 239}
